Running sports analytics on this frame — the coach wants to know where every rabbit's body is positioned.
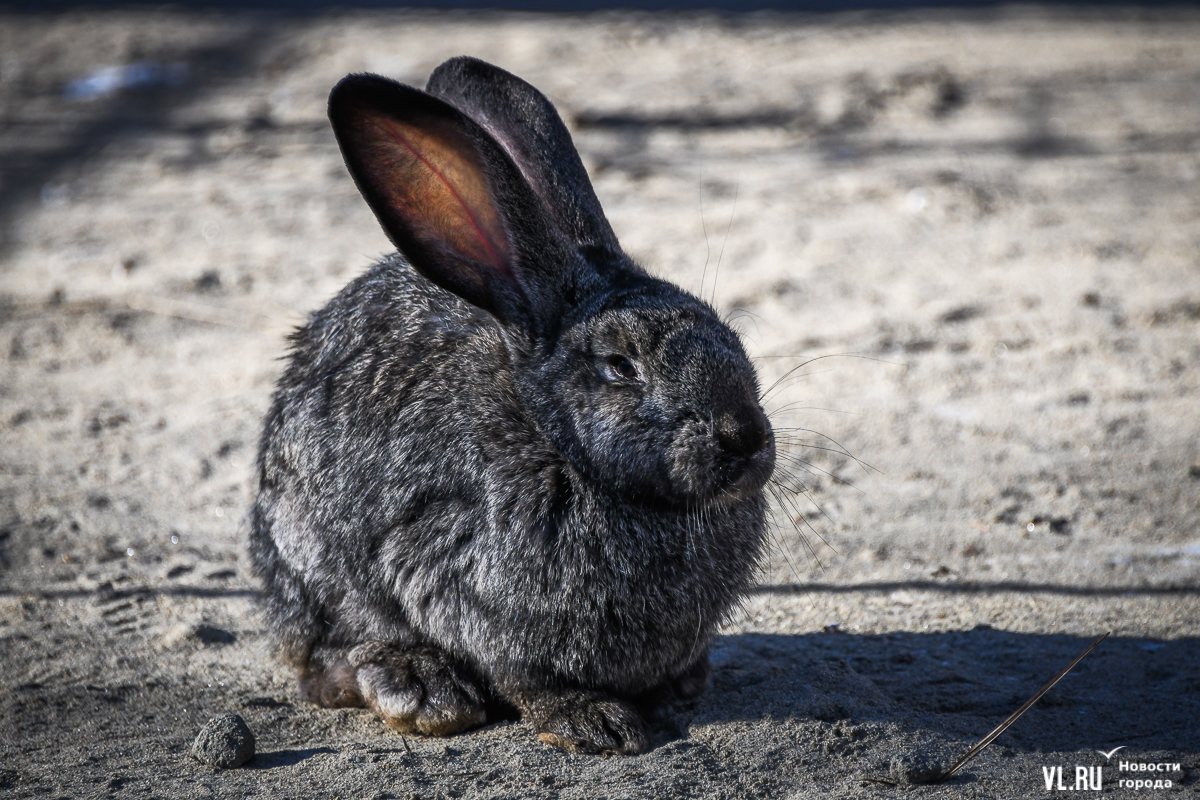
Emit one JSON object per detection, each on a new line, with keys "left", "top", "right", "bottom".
{"left": 251, "top": 57, "right": 775, "bottom": 754}
{"left": 253, "top": 259, "right": 765, "bottom": 688}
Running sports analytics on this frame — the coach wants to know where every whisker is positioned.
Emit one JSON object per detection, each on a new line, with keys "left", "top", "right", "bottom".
{"left": 766, "top": 483, "right": 816, "bottom": 577}
{"left": 766, "top": 400, "right": 864, "bottom": 418}
{"left": 698, "top": 168, "right": 711, "bottom": 299}
{"left": 773, "top": 440, "right": 871, "bottom": 466}
{"left": 773, "top": 427, "right": 881, "bottom": 474}
{"left": 791, "top": 485, "right": 841, "bottom": 550}
{"left": 758, "top": 353, "right": 908, "bottom": 366}
{"left": 765, "top": 483, "right": 806, "bottom": 584}
{"left": 769, "top": 448, "right": 844, "bottom": 555}
{"left": 761, "top": 352, "right": 908, "bottom": 401}
{"left": 711, "top": 177, "right": 739, "bottom": 306}
{"left": 768, "top": 478, "right": 827, "bottom": 569}
{"left": 728, "top": 307, "right": 768, "bottom": 326}
{"left": 773, "top": 446, "right": 874, "bottom": 482}
{"left": 762, "top": 368, "right": 842, "bottom": 402}
{"left": 773, "top": 452, "right": 866, "bottom": 494}
{"left": 725, "top": 309, "right": 765, "bottom": 346}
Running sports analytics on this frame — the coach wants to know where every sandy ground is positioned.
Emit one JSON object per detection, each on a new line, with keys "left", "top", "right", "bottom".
{"left": 1, "top": 6, "right": 1199, "bottom": 798}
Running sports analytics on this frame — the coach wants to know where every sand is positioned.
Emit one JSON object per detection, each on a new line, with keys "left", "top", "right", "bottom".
{"left": 1, "top": 6, "right": 1198, "bottom": 798}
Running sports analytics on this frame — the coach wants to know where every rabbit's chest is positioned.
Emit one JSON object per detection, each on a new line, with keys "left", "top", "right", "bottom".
{"left": 412, "top": 488, "right": 762, "bottom": 686}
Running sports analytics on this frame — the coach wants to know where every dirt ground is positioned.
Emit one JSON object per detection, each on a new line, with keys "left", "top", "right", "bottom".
{"left": 1, "top": 5, "right": 1199, "bottom": 799}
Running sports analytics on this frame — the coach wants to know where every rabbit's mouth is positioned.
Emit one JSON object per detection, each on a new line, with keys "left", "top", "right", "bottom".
{"left": 712, "top": 428, "right": 777, "bottom": 505}
{"left": 667, "top": 413, "right": 777, "bottom": 508}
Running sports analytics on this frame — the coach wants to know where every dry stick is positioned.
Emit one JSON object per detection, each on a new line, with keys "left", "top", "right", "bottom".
{"left": 126, "top": 292, "right": 299, "bottom": 333}
{"left": 6, "top": 292, "right": 300, "bottom": 334}
{"left": 926, "top": 631, "right": 1111, "bottom": 785}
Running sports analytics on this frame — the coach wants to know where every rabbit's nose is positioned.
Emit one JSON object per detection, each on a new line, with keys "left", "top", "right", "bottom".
{"left": 715, "top": 407, "right": 771, "bottom": 458}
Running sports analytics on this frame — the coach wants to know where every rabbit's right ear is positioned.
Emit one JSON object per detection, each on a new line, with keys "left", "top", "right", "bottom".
{"left": 426, "top": 57, "right": 622, "bottom": 259}
{"left": 329, "top": 74, "right": 580, "bottom": 333}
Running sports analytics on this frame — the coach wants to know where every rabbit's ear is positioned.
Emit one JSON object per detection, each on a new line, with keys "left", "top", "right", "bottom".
{"left": 329, "top": 74, "right": 579, "bottom": 331}
{"left": 426, "top": 57, "right": 622, "bottom": 257}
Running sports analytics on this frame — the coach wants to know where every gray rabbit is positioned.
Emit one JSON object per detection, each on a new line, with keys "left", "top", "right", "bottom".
{"left": 249, "top": 57, "right": 776, "bottom": 754}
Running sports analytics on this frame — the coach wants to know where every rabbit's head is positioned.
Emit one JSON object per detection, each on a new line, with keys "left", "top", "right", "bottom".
{"left": 329, "top": 59, "right": 774, "bottom": 508}
{"left": 515, "top": 281, "right": 775, "bottom": 508}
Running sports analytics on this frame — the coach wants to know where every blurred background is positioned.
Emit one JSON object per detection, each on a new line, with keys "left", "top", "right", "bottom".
{"left": 3, "top": 0, "right": 1197, "bottom": 600}
{"left": 1, "top": 2, "right": 1198, "bottom": 796}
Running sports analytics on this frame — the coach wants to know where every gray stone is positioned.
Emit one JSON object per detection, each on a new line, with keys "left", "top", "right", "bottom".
{"left": 889, "top": 751, "right": 944, "bottom": 785}
{"left": 191, "top": 713, "right": 255, "bottom": 768}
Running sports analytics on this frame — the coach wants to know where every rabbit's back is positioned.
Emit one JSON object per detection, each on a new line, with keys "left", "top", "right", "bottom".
{"left": 252, "top": 257, "right": 511, "bottom": 656}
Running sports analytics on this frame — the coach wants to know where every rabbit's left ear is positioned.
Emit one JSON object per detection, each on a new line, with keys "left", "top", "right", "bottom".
{"left": 329, "top": 73, "right": 586, "bottom": 335}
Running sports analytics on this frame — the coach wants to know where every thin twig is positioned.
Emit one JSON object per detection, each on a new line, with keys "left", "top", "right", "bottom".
{"left": 926, "top": 632, "right": 1110, "bottom": 785}
{"left": 126, "top": 292, "right": 299, "bottom": 333}
{"left": 1, "top": 292, "right": 300, "bottom": 334}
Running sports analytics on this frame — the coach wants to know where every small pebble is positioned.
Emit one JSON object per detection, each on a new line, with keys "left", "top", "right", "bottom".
{"left": 191, "top": 713, "right": 255, "bottom": 768}
{"left": 889, "top": 752, "right": 942, "bottom": 785}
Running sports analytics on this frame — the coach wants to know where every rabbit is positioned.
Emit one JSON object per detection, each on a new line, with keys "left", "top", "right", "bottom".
{"left": 249, "top": 56, "right": 776, "bottom": 755}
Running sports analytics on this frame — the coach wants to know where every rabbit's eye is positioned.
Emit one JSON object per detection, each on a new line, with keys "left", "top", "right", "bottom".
{"left": 607, "top": 355, "right": 639, "bottom": 381}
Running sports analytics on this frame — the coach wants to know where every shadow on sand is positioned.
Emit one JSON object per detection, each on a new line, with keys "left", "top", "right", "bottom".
{"left": 693, "top": 628, "right": 1199, "bottom": 757}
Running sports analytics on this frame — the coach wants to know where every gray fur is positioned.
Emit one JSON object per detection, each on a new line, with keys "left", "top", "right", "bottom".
{"left": 250, "top": 58, "right": 776, "bottom": 755}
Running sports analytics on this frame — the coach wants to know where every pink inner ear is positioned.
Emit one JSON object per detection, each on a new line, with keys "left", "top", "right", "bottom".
{"left": 378, "top": 118, "right": 510, "bottom": 277}
{"left": 359, "top": 110, "right": 513, "bottom": 281}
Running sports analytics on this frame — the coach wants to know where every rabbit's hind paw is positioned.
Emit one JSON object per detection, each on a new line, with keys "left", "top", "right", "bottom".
{"left": 349, "top": 642, "right": 488, "bottom": 736}
{"left": 298, "top": 659, "right": 364, "bottom": 708}
{"left": 520, "top": 689, "right": 650, "bottom": 755}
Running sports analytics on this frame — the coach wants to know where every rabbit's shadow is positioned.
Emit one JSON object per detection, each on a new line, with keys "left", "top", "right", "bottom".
{"left": 667, "top": 627, "right": 1199, "bottom": 756}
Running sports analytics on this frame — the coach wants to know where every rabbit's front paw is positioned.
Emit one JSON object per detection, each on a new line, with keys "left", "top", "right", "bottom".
{"left": 519, "top": 689, "right": 650, "bottom": 755}
{"left": 669, "top": 655, "right": 711, "bottom": 701}
{"left": 348, "top": 643, "right": 488, "bottom": 736}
